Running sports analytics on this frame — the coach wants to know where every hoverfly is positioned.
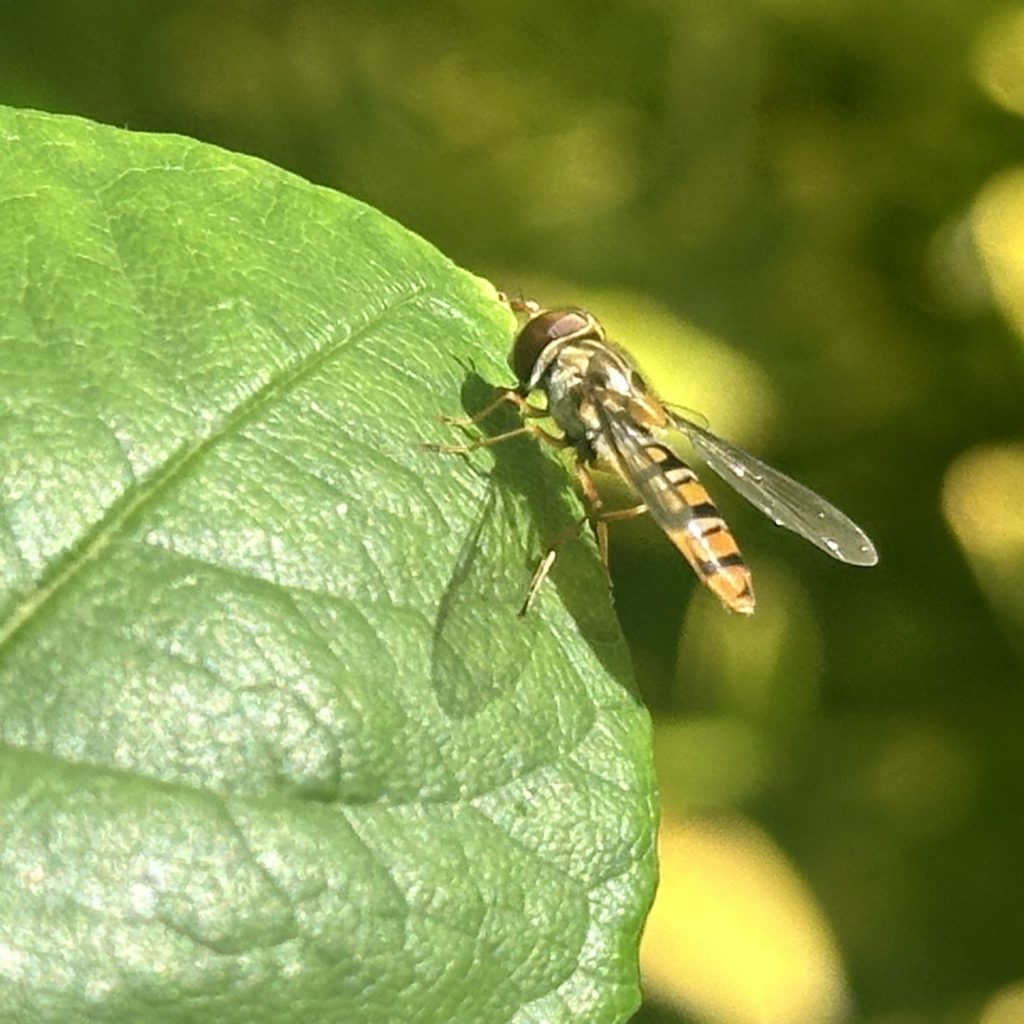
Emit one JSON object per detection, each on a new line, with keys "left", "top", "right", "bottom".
{"left": 427, "top": 296, "right": 878, "bottom": 615}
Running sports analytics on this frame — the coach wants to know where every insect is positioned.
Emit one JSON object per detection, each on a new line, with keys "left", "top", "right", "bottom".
{"left": 427, "top": 297, "right": 878, "bottom": 615}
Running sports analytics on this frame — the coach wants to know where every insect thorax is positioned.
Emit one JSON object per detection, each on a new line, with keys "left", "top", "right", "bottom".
{"left": 539, "top": 342, "right": 633, "bottom": 447}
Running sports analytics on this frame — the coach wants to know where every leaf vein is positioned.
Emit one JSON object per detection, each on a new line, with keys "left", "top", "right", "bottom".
{"left": 0, "top": 288, "right": 425, "bottom": 654}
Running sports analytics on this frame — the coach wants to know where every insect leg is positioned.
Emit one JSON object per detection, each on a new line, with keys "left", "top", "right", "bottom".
{"left": 594, "top": 503, "right": 648, "bottom": 575}
{"left": 577, "top": 455, "right": 651, "bottom": 578}
{"left": 439, "top": 388, "right": 546, "bottom": 427}
{"left": 519, "top": 459, "right": 603, "bottom": 616}
{"left": 520, "top": 464, "right": 646, "bottom": 616}
{"left": 518, "top": 515, "right": 588, "bottom": 617}
{"left": 497, "top": 292, "right": 542, "bottom": 317}
{"left": 423, "top": 423, "right": 568, "bottom": 455}
{"left": 574, "top": 464, "right": 610, "bottom": 575}
{"left": 599, "top": 504, "right": 648, "bottom": 522}
{"left": 574, "top": 468, "right": 648, "bottom": 566}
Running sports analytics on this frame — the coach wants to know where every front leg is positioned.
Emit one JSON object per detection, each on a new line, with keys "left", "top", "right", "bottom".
{"left": 497, "top": 292, "right": 542, "bottom": 318}
{"left": 423, "top": 423, "right": 568, "bottom": 455}
{"left": 439, "top": 388, "right": 547, "bottom": 427}
{"left": 425, "top": 386, "right": 559, "bottom": 454}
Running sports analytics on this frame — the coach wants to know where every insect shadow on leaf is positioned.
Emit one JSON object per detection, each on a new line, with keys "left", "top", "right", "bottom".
{"left": 431, "top": 479, "right": 540, "bottom": 718}
{"left": 429, "top": 370, "right": 631, "bottom": 719}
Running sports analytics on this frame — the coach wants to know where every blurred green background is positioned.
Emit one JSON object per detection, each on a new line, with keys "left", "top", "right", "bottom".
{"left": 4, "top": 2, "right": 1024, "bottom": 1022}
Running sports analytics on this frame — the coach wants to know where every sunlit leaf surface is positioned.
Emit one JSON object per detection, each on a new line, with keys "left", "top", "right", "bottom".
{"left": 0, "top": 106, "right": 656, "bottom": 1024}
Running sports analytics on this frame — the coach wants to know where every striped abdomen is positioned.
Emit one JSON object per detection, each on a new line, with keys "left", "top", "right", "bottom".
{"left": 641, "top": 442, "right": 755, "bottom": 614}
{"left": 591, "top": 397, "right": 755, "bottom": 614}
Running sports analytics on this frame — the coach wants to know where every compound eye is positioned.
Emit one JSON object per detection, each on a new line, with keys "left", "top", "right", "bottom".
{"left": 508, "top": 309, "right": 593, "bottom": 386}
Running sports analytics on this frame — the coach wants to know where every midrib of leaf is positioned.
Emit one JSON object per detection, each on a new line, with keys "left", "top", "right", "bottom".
{"left": 0, "top": 284, "right": 424, "bottom": 654}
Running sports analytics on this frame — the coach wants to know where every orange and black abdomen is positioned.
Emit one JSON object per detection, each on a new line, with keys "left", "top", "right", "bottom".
{"left": 639, "top": 442, "right": 756, "bottom": 615}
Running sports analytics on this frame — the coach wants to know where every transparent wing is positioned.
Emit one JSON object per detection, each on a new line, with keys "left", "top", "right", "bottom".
{"left": 670, "top": 413, "right": 879, "bottom": 566}
{"left": 591, "top": 396, "right": 694, "bottom": 534}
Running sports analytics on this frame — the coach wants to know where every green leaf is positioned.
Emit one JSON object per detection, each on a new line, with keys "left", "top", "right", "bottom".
{"left": 0, "top": 106, "right": 657, "bottom": 1024}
